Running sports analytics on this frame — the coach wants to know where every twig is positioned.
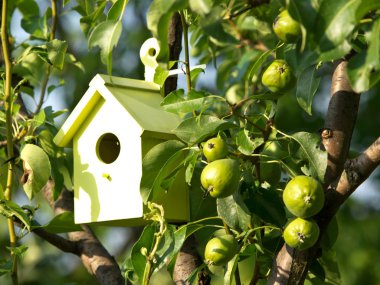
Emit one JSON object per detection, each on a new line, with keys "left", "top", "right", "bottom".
{"left": 179, "top": 11, "right": 192, "bottom": 91}
{"left": 1, "top": 0, "right": 18, "bottom": 283}
{"left": 34, "top": 0, "right": 58, "bottom": 115}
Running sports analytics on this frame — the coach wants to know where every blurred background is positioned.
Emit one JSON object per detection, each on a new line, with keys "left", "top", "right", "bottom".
{"left": 1, "top": 0, "right": 380, "bottom": 284}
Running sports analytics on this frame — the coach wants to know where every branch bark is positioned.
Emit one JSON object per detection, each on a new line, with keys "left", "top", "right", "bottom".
{"left": 267, "top": 60, "right": 380, "bottom": 285}
{"left": 41, "top": 182, "right": 124, "bottom": 285}
{"left": 164, "top": 12, "right": 183, "bottom": 96}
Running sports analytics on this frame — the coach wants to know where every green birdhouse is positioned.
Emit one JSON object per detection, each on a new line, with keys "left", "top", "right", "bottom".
{"left": 53, "top": 38, "right": 189, "bottom": 226}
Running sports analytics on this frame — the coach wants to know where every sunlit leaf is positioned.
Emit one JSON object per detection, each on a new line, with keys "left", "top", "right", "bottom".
{"left": 0, "top": 200, "right": 31, "bottom": 231}
{"left": 33, "top": 212, "right": 81, "bottom": 233}
{"left": 88, "top": 20, "right": 122, "bottom": 74}
{"left": 107, "top": 0, "right": 129, "bottom": 21}
{"left": 236, "top": 129, "right": 264, "bottom": 156}
{"left": 347, "top": 17, "right": 380, "bottom": 93}
{"left": 20, "top": 144, "right": 51, "bottom": 200}
{"left": 46, "top": 39, "right": 68, "bottom": 70}
{"left": 174, "top": 115, "right": 237, "bottom": 145}
{"left": 315, "top": 0, "right": 380, "bottom": 51}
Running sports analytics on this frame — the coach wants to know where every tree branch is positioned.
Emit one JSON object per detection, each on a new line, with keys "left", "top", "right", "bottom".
{"left": 267, "top": 60, "right": 373, "bottom": 285}
{"left": 31, "top": 226, "right": 79, "bottom": 254}
{"left": 42, "top": 181, "right": 124, "bottom": 285}
{"left": 164, "top": 12, "right": 183, "bottom": 96}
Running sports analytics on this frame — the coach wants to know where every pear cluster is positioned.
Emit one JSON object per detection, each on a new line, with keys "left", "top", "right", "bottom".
{"left": 282, "top": 176, "right": 325, "bottom": 250}
{"left": 200, "top": 137, "right": 240, "bottom": 198}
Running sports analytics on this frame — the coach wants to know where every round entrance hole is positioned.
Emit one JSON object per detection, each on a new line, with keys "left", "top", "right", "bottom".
{"left": 96, "top": 133, "right": 121, "bottom": 164}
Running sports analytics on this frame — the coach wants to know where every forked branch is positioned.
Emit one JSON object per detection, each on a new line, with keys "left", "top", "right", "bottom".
{"left": 267, "top": 60, "right": 379, "bottom": 285}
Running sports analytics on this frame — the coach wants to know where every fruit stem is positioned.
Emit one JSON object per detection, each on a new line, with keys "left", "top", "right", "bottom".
{"left": 223, "top": 221, "right": 232, "bottom": 235}
{"left": 207, "top": 185, "right": 214, "bottom": 195}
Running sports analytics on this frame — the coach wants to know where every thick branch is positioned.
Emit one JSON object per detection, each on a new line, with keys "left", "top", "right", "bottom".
{"left": 268, "top": 61, "right": 363, "bottom": 285}
{"left": 164, "top": 12, "right": 182, "bottom": 96}
{"left": 32, "top": 226, "right": 78, "bottom": 254}
{"left": 335, "top": 136, "right": 380, "bottom": 201}
{"left": 322, "top": 61, "right": 360, "bottom": 184}
{"left": 42, "top": 182, "right": 124, "bottom": 285}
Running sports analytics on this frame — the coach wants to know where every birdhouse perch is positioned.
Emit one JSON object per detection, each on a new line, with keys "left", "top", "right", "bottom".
{"left": 53, "top": 38, "right": 189, "bottom": 226}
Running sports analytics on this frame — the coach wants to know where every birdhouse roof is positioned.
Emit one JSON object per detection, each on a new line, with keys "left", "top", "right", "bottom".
{"left": 54, "top": 74, "right": 180, "bottom": 147}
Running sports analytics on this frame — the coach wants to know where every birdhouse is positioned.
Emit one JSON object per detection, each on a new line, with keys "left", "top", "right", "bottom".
{"left": 53, "top": 38, "right": 189, "bottom": 226}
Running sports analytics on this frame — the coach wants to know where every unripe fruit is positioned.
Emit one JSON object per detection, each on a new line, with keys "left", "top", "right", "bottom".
{"left": 273, "top": 10, "right": 301, "bottom": 43}
{"left": 283, "top": 175, "right": 325, "bottom": 218}
{"left": 204, "top": 234, "right": 238, "bottom": 266}
{"left": 261, "top": 59, "right": 294, "bottom": 93}
{"left": 200, "top": 158, "right": 240, "bottom": 198}
{"left": 283, "top": 218, "right": 319, "bottom": 250}
{"left": 203, "top": 137, "right": 229, "bottom": 162}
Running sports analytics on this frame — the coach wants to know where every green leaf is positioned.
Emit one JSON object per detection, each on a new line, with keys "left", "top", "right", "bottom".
{"left": 154, "top": 224, "right": 176, "bottom": 271}
{"left": 310, "top": 259, "right": 326, "bottom": 282}
{"left": 0, "top": 259, "right": 12, "bottom": 276}
{"left": 153, "top": 64, "right": 170, "bottom": 87}
{"left": 217, "top": 193, "right": 252, "bottom": 231}
{"left": 243, "top": 187, "right": 286, "bottom": 227}
{"left": 17, "top": 0, "right": 40, "bottom": 18}
{"left": 20, "top": 144, "right": 51, "bottom": 200}
{"left": 287, "top": 0, "right": 318, "bottom": 32}
{"left": 0, "top": 184, "right": 4, "bottom": 200}
{"left": 88, "top": 20, "right": 122, "bottom": 74}
{"left": 224, "top": 254, "right": 239, "bottom": 285}
{"left": 318, "top": 40, "right": 352, "bottom": 62}
{"left": 292, "top": 132, "right": 327, "bottom": 182}
{"left": 296, "top": 65, "right": 321, "bottom": 115}
{"left": 21, "top": 7, "right": 51, "bottom": 40}
{"left": 107, "top": 0, "right": 129, "bottom": 21}
{"left": 147, "top": 0, "right": 188, "bottom": 61}
{"left": 315, "top": 0, "right": 380, "bottom": 51}
{"left": 189, "top": 0, "right": 213, "bottom": 17}
{"left": 174, "top": 115, "right": 237, "bottom": 145}
{"left": 185, "top": 150, "right": 200, "bottom": 185}
{"left": 162, "top": 92, "right": 225, "bottom": 114}
{"left": 167, "top": 218, "right": 222, "bottom": 274}
{"left": 248, "top": 48, "right": 281, "bottom": 81}
{"left": 140, "top": 140, "right": 187, "bottom": 202}
{"left": 318, "top": 249, "right": 341, "bottom": 285}
{"left": 0, "top": 200, "right": 31, "bottom": 231}
{"left": 347, "top": 17, "right": 380, "bottom": 93}
{"left": 130, "top": 224, "right": 156, "bottom": 282}
{"left": 6, "top": 244, "right": 28, "bottom": 259}
{"left": 236, "top": 129, "right": 264, "bottom": 156}
{"left": 77, "top": 1, "right": 106, "bottom": 36}
{"left": 46, "top": 39, "right": 68, "bottom": 70}
{"left": 161, "top": 89, "right": 185, "bottom": 113}
{"left": 33, "top": 212, "right": 81, "bottom": 233}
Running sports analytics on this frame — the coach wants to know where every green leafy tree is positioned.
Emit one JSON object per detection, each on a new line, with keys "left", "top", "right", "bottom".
{"left": 1, "top": 0, "right": 380, "bottom": 285}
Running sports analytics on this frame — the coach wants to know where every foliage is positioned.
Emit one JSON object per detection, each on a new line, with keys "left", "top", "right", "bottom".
{"left": 0, "top": 0, "right": 380, "bottom": 285}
